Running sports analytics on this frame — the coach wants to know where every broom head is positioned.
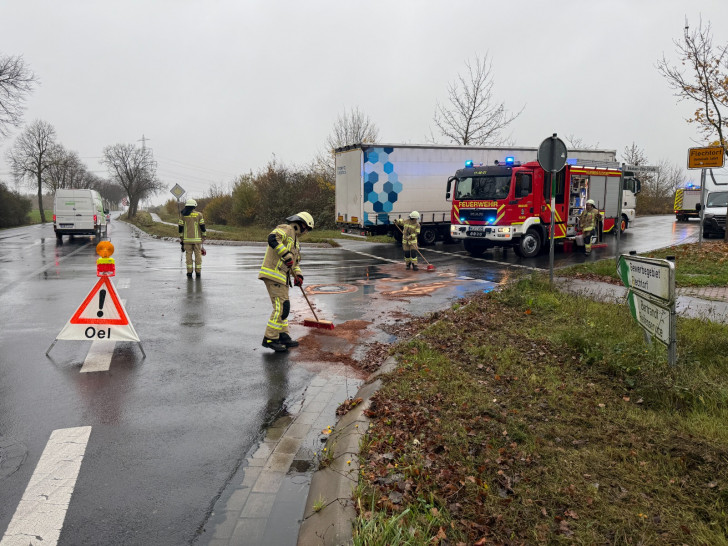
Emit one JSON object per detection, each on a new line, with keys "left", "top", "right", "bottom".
{"left": 303, "top": 317, "right": 335, "bottom": 330}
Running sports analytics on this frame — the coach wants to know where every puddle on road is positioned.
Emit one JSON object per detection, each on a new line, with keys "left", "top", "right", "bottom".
{"left": 294, "top": 320, "right": 372, "bottom": 378}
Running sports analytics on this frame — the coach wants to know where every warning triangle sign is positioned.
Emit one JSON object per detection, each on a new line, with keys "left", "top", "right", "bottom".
{"left": 70, "top": 276, "right": 127, "bottom": 325}
{"left": 55, "top": 277, "right": 140, "bottom": 342}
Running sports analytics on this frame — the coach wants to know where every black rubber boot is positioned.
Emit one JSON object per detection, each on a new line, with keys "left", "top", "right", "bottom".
{"left": 262, "top": 337, "right": 287, "bottom": 352}
{"left": 406, "top": 263, "right": 411, "bottom": 269}
{"left": 412, "top": 264, "right": 419, "bottom": 271}
{"left": 195, "top": 271, "right": 201, "bottom": 278}
{"left": 187, "top": 272, "right": 193, "bottom": 278}
{"left": 278, "top": 333, "right": 299, "bottom": 347}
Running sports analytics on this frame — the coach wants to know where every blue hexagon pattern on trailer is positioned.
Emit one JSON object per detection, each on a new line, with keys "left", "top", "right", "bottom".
{"left": 364, "top": 181, "right": 374, "bottom": 195}
{"left": 373, "top": 201, "right": 384, "bottom": 212}
{"left": 365, "top": 150, "right": 379, "bottom": 164}
{"left": 367, "top": 191, "right": 379, "bottom": 203}
{"left": 383, "top": 181, "right": 393, "bottom": 193}
{"left": 383, "top": 162, "right": 393, "bottom": 174}
{"left": 367, "top": 171, "right": 379, "bottom": 184}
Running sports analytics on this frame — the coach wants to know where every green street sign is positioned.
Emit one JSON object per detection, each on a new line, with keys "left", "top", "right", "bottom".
{"left": 626, "top": 291, "right": 672, "bottom": 347}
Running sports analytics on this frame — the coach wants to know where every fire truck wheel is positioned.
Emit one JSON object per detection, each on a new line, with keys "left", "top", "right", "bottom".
{"left": 517, "top": 229, "right": 541, "bottom": 258}
{"left": 420, "top": 226, "right": 437, "bottom": 246}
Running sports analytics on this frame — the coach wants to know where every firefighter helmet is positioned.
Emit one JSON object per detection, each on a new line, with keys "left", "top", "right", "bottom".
{"left": 586, "top": 199, "right": 595, "bottom": 207}
{"left": 286, "top": 211, "right": 314, "bottom": 230}
{"left": 409, "top": 210, "right": 420, "bottom": 220}
{"left": 185, "top": 198, "right": 197, "bottom": 207}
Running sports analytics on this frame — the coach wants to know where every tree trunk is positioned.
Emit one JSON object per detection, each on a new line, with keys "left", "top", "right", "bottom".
{"left": 37, "top": 171, "right": 46, "bottom": 223}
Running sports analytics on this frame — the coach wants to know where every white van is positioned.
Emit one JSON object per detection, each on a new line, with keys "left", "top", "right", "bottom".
{"left": 53, "top": 189, "right": 108, "bottom": 241}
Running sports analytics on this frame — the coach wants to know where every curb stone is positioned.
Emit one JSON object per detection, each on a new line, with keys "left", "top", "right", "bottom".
{"left": 297, "top": 357, "right": 398, "bottom": 546}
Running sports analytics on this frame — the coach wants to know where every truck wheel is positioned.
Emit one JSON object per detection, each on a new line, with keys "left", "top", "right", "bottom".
{"left": 518, "top": 229, "right": 541, "bottom": 258}
{"left": 420, "top": 226, "right": 437, "bottom": 246}
{"left": 618, "top": 215, "right": 628, "bottom": 233}
{"left": 463, "top": 240, "right": 486, "bottom": 256}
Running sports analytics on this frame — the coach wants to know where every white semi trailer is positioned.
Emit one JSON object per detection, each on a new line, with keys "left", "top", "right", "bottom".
{"left": 334, "top": 143, "right": 624, "bottom": 244}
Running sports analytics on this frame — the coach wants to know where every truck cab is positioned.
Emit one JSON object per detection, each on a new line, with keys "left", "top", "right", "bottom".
{"left": 700, "top": 191, "right": 728, "bottom": 238}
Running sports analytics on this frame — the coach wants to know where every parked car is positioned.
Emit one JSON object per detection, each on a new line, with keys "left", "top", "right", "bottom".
{"left": 698, "top": 190, "right": 728, "bottom": 238}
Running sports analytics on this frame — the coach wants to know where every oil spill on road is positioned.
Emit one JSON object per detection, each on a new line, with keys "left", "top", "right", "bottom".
{"left": 293, "top": 319, "right": 373, "bottom": 378}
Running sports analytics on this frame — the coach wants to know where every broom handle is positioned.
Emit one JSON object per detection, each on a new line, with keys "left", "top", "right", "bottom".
{"left": 299, "top": 285, "right": 320, "bottom": 322}
{"left": 394, "top": 221, "right": 431, "bottom": 265}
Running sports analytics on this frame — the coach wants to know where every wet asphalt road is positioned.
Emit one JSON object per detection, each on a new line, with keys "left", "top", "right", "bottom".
{"left": 0, "top": 214, "right": 698, "bottom": 545}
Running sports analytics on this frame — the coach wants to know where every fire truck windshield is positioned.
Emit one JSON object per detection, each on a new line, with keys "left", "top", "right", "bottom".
{"left": 455, "top": 176, "right": 511, "bottom": 201}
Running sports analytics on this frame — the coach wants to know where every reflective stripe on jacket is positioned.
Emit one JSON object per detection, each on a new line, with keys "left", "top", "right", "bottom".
{"left": 579, "top": 208, "right": 599, "bottom": 232}
{"left": 179, "top": 212, "right": 205, "bottom": 243}
{"left": 258, "top": 224, "right": 302, "bottom": 283}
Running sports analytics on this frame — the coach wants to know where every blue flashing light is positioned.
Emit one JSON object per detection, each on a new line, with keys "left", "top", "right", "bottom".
{"left": 465, "top": 160, "right": 474, "bottom": 168}
{"left": 505, "top": 156, "right": 515, "bottom": 166}
{"left": 485, "top": 214, "right": 496, "bottom": 224}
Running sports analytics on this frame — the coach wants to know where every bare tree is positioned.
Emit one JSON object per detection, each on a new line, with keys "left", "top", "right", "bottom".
{"left": 7, "top": 119, "right": 56, "bottom": 222}
{"left": 621, "top": 142, "right": 649, "bottom": 166}
{"left": 658, "top": 18, "right": 728, "bottom": 158}
{"left": 326, "top": 107, "right": 379, "bottom": 151}
{"left": 102, "top": 143, "right": 161, "bottom": 218}
{"left": 433, "top": 54, "right": 523, "bottom": 145}
{"left": 564, "top": 134, "right": 601, "bottom": 150}
{"left": 44, "top": 145, "right": 89, "bottom": 192}
{"left": 0, "top": 54, "right": 38, "bottom": 139}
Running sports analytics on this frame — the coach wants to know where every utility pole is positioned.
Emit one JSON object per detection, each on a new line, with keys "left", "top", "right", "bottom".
{"left": 138, "top": 134, "right": 150, "bottom": 151}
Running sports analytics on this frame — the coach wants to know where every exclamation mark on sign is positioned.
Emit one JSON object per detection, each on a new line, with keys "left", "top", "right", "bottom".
{"left": 97, "top": 289, "right": 107, "bottom": 318}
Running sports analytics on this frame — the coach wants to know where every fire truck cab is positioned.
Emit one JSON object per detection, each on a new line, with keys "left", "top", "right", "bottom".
{"left": 447, "top": 158, "right": 637, "bottom": 258}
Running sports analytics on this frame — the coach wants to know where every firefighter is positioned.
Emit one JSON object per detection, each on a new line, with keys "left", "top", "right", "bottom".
{"left": 179, "top": 198, "right": 206, "bottom": 278}
{"left": 258, "top": 212, "right": 314, "bottom": 352}
{"left": 579, "top": 199, "right": 599, "bottom": 255}
{"left": 394, "top": 211, "right": 421, "bottom": 270}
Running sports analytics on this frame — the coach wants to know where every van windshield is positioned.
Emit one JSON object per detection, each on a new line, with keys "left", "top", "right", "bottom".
{"left": 706, "top": 192, "right": 728, "bottom": 208}
{"left": 455, "top": 176, "right": 511, "bottom": 200}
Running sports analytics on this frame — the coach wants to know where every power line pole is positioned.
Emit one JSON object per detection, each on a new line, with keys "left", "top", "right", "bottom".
{"left": 138, "top": 134, "right": 150, "bottom": 151}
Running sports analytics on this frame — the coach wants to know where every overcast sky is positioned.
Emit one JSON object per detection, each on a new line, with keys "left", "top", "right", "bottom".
{"left": 2, "top": 0, "right": 727, "bottom": 204}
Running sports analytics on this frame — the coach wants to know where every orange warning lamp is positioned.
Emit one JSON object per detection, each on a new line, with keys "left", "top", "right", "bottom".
{"left": 96, "top": 241, "right": 116, "bottom": 277}
{"left": 96, "top": 241, "right": 114, "bottom": 258}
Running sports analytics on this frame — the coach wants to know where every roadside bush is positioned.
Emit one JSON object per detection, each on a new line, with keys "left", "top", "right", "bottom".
{"left": 203, "top": 195, "right": 233, "bottom": 225}
{"left": 0, "top": 182, "right": 32, "bottom": 228}
{"left": 253, "top": 160, "right": 335, "bottom": 229}
{"left": 230, "top": 175, "right": 259, "bottom": 226}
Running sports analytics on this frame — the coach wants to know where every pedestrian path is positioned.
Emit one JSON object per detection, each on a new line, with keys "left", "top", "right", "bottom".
{"left": 195, "top": 366, "right": 363, "bottom": 546}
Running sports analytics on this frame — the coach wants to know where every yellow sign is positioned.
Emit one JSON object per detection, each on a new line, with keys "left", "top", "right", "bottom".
{"left": 687, "top": 146, "right": 725, "bottom": 169}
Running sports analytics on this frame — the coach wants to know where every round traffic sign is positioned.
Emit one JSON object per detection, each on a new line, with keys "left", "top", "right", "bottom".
{"left": 537, "top": 134, "right": 568, "bottom": 173}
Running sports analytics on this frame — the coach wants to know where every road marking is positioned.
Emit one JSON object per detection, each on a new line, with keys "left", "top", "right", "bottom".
{"left": 116, "top": 278, "right": 130, "bottom": 289}
{"left": 79, "top": 299, "right": 126, "bottom": 373}
{"left": 416, "top": 247, "right": 540, "bottom": 271}
{"left": 344, "top": 249, "right": 400, "bottom": 264}
{"left": 0, "top": 426, "right": 92, "bottom": 546}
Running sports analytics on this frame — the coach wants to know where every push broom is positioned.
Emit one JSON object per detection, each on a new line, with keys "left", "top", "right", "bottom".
{"left": 394, "top": 222, "right": 435, "bottom": 271}
{"left": 299, "top": 286, "right": 335, "bottom": 330}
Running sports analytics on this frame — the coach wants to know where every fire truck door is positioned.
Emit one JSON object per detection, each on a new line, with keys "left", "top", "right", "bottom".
{"left": 542, "top": 170, "right": 568, "bottom": 237}
{"left": 513, "top": 172, "right": 533, "bottom": 220}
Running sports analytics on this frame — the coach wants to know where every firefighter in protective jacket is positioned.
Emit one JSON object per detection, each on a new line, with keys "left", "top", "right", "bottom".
{"left": 178, "top": 198, "right": 206, "bottom": 278}
{"left": 394, "top": 211, "right": 421, "bottom": 270}
{"left": 258, "top": 212, "right": 314, "bottom": 352}
{"left": 579, "top": 199, "right": 599, "bottom": 255}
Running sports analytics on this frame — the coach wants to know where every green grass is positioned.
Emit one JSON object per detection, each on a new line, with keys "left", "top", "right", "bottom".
{"left": 559, "top": 241, "right": 728, "bottom": 287}
{"left": 354, "top": 276, "right": 728, "bottom": 544}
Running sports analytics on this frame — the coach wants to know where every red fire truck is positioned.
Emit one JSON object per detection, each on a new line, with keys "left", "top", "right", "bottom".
{"left": 446, "top": 157, "right": 639, "bottom": 258}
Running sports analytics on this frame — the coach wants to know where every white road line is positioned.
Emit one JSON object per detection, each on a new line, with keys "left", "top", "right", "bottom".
{"left": 116, "top": 278, "right": 130, "bottom": 289}
{"left": 79, "top": 299, "right": 126, "bottom": 373}
{"left": 420, "top": 247, "right": 539, "bottom": 270}
{"left": 344, "top": 249, "right": 400, "bottom": 264}
{"left": 0, "top": 426, "right": 92, "bottom": 546}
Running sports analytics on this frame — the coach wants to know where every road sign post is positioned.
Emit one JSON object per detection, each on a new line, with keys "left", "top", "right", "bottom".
{"left": 537, "top": 134, "right": 568, "bottom": 285}
{"left": 617, "top": 254, "right": 676, "bottom": 366}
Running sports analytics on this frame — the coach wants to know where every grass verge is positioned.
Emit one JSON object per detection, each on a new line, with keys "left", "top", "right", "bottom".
{"left": 354, "top": 275, "right": 728, "bottom": 545}
{"left": 559, "top": 241, "right": 728, "bottom": 287}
